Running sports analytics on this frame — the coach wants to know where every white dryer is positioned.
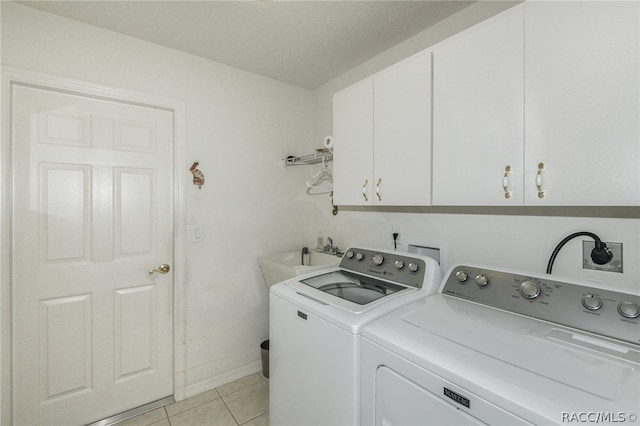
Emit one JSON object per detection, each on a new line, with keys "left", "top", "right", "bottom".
{"left": 269, "top": 247, "right": 441, "bottom": 426}
{"left": 361, "top": 265, "right": 640, "bottom": 425}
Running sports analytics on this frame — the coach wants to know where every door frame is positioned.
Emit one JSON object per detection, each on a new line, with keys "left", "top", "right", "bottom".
{"left": 0, "top": 66, "right": 187, "bottom": 425}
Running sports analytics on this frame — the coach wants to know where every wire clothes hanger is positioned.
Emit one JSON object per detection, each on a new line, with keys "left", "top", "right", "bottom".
{"left": 306, "top": 154, "right": 333, "bottom": 195}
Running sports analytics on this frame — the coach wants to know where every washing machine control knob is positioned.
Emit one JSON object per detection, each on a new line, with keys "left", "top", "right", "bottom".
{"left": 408, "top": 262, "right": 419, "bottom": 272}
{"left": 346, "top": 250, "right": 354, "bottom": 259}
{"left": 519, "top": 281, "right": 542, "bottom": 299}
{"left": 617, "top": 301, "right": 640, "bottom": 319}
{"left": 455, "top": 271, "right": 468, "bottom": 282}
{"left": 372, "top": 254, "right": 384, "bottom": 266}
{"left": 394, "top": 260, "right": 404, "bottom": 269}
{"left": 475, "top": 274, "right": 489, "bottom": 287}
{"left": 355, "top": 252, "right": 365, "bottom": 261}
{"left": 581, "top": 294, "right": 602, "bottom": 310}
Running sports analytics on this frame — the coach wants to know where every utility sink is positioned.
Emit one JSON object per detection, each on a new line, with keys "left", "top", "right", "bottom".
{"left": 258, "top": 251, "right": 340, "bottom": 288}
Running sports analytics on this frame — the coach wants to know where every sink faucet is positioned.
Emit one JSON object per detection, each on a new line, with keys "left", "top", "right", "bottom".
{"left": 324, "top": 237, "right": 337, "bottom": 253}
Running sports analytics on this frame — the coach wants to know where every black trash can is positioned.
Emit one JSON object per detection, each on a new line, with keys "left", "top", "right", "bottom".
{"left": 260, "top": 339, "right": 269, "bottom": 378}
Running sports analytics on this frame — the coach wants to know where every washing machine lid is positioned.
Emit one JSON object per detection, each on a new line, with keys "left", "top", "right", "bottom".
{"left": 300, "top": 270, "right": 408, "bottom": 305}
{"left": 363, "top": 294, "right": 640, "bottom": 422}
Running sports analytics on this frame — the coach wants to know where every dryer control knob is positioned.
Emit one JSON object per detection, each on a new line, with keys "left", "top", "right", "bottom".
{"left": 408, "top": 262, "right": 419, "bottom": 272}
{"left": 581, "top": 294, "right": 602, "bottom": 311}
{"left": 475, "top": 274, "right": 489, "bottom": 287}
{"left": 519, "top": 281, "right": 541, "bottom": 299}
{"left": 455, "top": 271, "right": 468, "bottom": 282}
{"left": 372, "top": 254, "right": 384, "bottom": 266}
{"left": 394, "top": 260, "right": 404, "bottom": 269}
{"left": 355, "top": 252, "right": 365, "bottom": 261}
{"left": 617, "top": 301, "right": 640, "bottom": 319}
{"left": 346, "top": 250, "right": 354, "bottom": 259}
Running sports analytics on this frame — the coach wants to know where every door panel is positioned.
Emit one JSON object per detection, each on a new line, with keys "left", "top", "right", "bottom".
{"left": 39, "top": 295, "right": 92, "bottom": 401}
{"left": 12, "top": 85, "right": 173, "bottom": 425}
{"left": 114, "top": 285, "right": 157, "bottom": 380}
{"left": 40, "top": 164, "right": 91, "bottom": 262}
{"left": 116, "top": 168, "right": 156, "bottom": 255}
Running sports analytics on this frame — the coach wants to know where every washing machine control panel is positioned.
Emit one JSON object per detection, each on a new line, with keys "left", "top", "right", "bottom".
{"left": 443, "top": 265, "right": 640, "bottom": 345}
{"left": 340, "top": 247, "right": 431, "bottom": 289}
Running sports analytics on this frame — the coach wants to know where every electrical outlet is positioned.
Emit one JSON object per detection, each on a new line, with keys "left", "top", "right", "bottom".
{"left": 582, "top": 241, "right": 622, "bottom": 273}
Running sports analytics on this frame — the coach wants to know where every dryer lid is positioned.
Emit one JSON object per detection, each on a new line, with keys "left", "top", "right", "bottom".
{"left": 401, "top": 295, "right": 639, "bottom": 400}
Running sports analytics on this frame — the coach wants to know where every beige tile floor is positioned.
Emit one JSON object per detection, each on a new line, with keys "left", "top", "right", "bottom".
{"left": 116, "top": 373, "right": 269, "bottom": 426}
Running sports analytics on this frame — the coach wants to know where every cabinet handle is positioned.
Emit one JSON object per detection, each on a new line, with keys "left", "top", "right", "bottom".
{"left": 376, "top": 178, "right": 382, "bottom": 201}
{"left": 362, "top": 179, "right": 369, "bottom": 202}
{"left": 536, "top": 162, "right": 545, "bottom": 199}
{"left": 502, "top": 166, "right": 512, "bottom": 199}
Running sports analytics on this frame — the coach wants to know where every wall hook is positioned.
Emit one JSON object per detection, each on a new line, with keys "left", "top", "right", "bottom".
{"left": 190, "top": 161, "right": 204, "bottom": 189}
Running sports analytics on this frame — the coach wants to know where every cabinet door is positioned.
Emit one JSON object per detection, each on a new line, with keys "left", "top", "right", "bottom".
{"left": 524, "top": 1, "right": 640, "bottom": 205}
{"left": 374, "top": 51, "right": 431, "bottom": 205}
{"left": 432, "top": 8, "right": 524, "bottom": 205}
{"left": 333, "top": 79, "right": 374, "bottom": 205}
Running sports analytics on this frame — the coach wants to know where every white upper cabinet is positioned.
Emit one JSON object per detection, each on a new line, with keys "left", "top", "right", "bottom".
{"left": 335, "top": 2, "right": 638, "bottom": 207}
{"left": 433, "top": 2, "right": 639, "bottom": 206}
{"left": 432, "top": 8, "right": 524, "bottom": 205}
{"left": 333, "top": 51, "right": 431, "bottom": 206}
{"left": 524, "top": 1, "right": 639, "bottom": 206}
{"left": 373, "top": 51, "right": 432, "bottom": 205}
{"left": 333, "top": 78, "right": 374, "bottom": 205}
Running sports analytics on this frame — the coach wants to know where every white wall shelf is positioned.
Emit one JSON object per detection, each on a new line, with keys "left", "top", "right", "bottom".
{"left": 282, "top": 150, "right": 332, "bottom": 167}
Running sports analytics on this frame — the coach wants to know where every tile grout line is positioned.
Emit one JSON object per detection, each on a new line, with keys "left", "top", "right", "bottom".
{"left": 142, "top": 373, "right": 268, "bottom": 426}
{"left": 219, "top": 394, "right": 241, "bottom": 426}
{"left": 162, "top": 406, "right": 170, "bottom": 425}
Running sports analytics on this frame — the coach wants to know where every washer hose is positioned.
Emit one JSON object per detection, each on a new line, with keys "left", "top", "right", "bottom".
{"left": 546, "top": 232, "right": 613, "bottom": 274}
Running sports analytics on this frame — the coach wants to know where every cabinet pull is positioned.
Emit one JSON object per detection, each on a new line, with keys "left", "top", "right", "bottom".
{"left": 536, "top": 162, "right": 545, "bottom": 199}
{"left": 376, "top": 178, "right": 382, "bottom": 201}
{"left": 362, "top": 179, "right": 369, "bottom": 202}
{"left": 502, "top": 166, "right": 512, "bottom": 199}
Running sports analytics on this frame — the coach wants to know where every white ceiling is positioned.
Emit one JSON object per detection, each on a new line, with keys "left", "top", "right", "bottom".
{"left": 19, "top": 1, "right": 475, "bottom": 89}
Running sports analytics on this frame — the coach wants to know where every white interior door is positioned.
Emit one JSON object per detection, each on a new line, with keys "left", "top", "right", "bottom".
{"left": 12, "top": 85, "right": 174, "bottom": 426}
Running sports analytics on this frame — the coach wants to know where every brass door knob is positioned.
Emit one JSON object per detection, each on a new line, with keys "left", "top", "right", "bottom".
{"left": 149, "top": 264, "right": 171, "bottom": 275}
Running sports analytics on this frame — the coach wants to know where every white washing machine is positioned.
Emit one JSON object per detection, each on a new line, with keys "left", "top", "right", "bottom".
{"left": 361, "top": 265, "right": 640, "bottom": 425}
{"left": 269, "top": 247, "right": 441, "bottom": 426}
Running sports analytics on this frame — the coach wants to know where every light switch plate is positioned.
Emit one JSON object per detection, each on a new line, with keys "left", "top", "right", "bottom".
{"left": 582, "top": 241, "right": 622, "bottom": 273}
{"left": 192, "top": 225, "right": 205, "bottom": 242}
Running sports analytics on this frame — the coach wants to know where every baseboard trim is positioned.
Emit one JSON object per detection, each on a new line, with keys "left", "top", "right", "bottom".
{"left": 184, "top": 361, "right": 262, "bottom": 399}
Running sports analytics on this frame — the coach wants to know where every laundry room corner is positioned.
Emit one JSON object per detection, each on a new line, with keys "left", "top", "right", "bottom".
{"left": 1, "top": 1, "right": 327, "bottom": 415}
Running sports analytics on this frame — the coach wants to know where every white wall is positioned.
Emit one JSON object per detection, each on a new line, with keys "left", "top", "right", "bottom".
{"left": 1, "top": 0, "right": 322, "bottom": 405}
{"left": 310, "top": 1, "right": 640, "bottom": 289}
{"left": 2, "top": 2, "right": 639, "bottom": 423}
